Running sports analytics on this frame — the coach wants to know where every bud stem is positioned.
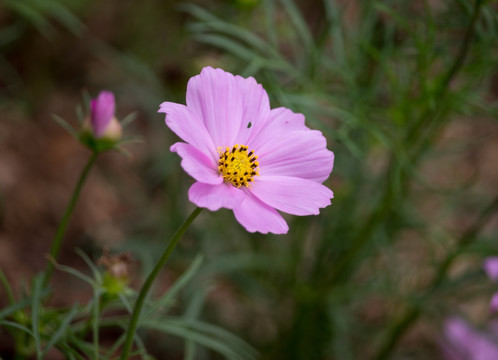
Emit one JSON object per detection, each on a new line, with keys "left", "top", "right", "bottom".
{"left": 42, "top": 151, "right": 99, "bottom": 288}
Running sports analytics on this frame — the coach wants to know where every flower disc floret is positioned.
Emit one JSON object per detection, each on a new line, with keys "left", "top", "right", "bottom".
{"left": 218, "top": 144, "right": 259, "bottom": 188}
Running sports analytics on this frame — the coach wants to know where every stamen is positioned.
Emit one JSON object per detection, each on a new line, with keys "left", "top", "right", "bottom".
{"left": 218, "top": 144, "right": 260, "bottom": 188}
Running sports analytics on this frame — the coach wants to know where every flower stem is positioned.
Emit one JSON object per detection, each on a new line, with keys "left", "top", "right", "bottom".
{"left": 42, "top": 152, "right": 99, "bottom": 288}
{"left": 120, "top": 207, "right": 202, "bottom": 360}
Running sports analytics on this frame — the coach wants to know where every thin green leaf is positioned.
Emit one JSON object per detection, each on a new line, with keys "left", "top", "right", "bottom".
{"left": 66, "top": 333, "right": 96, "bottom": 357}
{"left": 183, "top": 283, "right": 211, "bottom": 320}
{"left": 52, "top": 114, "right": 78, "bottom": 138}
{"left": 322, "top": 0, "right": 346, "bottom": 66}
{"left": 115, "top": 145, "right": 132, "bottom": 158}
{"left": 75, "top": 248, "right": 102, "bottom": 284}
{"left": 178, "top": 319, "right": 258, "bottom": 358}
{"left": 32, "top": 0, "right": 86, "bottom": 36}
{"left": 262, "top": 0, "right": 278, "bottom": 48}
{"left": 120, "top": 111, "right": 138, "bottom": 128}
{"left": 0, "top": 269, "right": 15, "bottom": 304}
{"left": 195, "top": 33, "right": 259, "bottom": 61}
{"left": 58, "top": 340, "right": 88, "bottom": 360}
{"left": 193, "top": 33, "right": 297, "bottom": 78}
{"left": 117, "top": 292, "right": 134, "bottom": 314}
{"left": 184, "top": 340, "right": 197, "bottom": 360}
{"left": 142, "top": 318, "right": 258, "bottom": 360}
{"left": 182, "top": 4, "right": 280, "bottom": 59}
{"left": 81, "top": 89, "right": 91, "bottom": 115}
{"left": 4, "top": 0, "right": 55, "bottom": 39}
{"left": 119, "top": 136, "right": 144, "bottom": 145}
{"left": 53, "top": 262, "right": 97, "bottom": 288}
{"left": 31, "top": 275, "right": 43, "bottom": 359}
{"left": 179, "top": 3, "right": 219, "bottom": 22}
{"left": 106, "top": 332, "right": 127, "bottom": 358}
{"left": 42, "top": 303, "right": 79, "bottom": 357}
{"left": 145, "top": 255, "right": 204, "bottom": 317}
{"left": 0, "top": 296, "right": 36, "bottom": 319}
{"left": 188, "top": 21, "right": 277, "bottom": 58}
{"left": 373, "top": 2, "right": 420, "bottom": 45}
{"left": 0, "top": 320, "right": 35, "bottom": 337}
{"left": 0, "top": 23, "right": 24, "bottom": 47}
{"left": 279, "top": 0, "right": 314, "bottom": 55}
{"left": 92, "top": 290, "right": 101, "bottom": 360}
{"left": 76, "top": 104, "right": 84, "bottom": 123}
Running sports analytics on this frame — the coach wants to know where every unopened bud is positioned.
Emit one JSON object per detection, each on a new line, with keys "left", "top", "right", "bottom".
{"left": 84, "top": 91, "right": 122, "bottom": 141}
{"left": 98, "top": 250, "right": 133, "bottom": 296}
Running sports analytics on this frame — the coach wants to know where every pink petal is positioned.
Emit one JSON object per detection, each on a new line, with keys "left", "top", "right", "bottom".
{"left": 170, "top": 143, "right": 222, "bottom": 185}
{"left": 250, "top": 176, "right": 333, "bottom": 216}
{"left": 443, "top": 317, "right": 498, "bottom": 360}
{"left": 444, "top": 318, "right": 476, "bottom": 358}
{"left": 159, "top": 102, "right": 216, "bottom": 160}
{"left": 484, "top": 257, "right": 498, "bottom": 282}
{"left": 91, "top": 91, "right": 115, "bottom": 138}
{"left": 232, "top": 73, "right": 272, "bottom": 145}
{"left": 186, "top": 67, "right": 270, "bottom": 147}
{"left": 188, "top": 182, "right": 245, "bottom": 211}
{"left": 248, "top": 107, "right": 307, "bottom": 150}
{"left": 260, "top": 131, "right": 333, "bottom": 183}
{"left": 249, "top": 107, "right": 334, "bottom": 183}
{"left": 233, "top": 193, "right": 288, "bottom": 234}
{"left": 490, "top": 292, "right": 498, "bottom": 312}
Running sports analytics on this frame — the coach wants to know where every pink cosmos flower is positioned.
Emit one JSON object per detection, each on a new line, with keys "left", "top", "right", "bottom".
{"left": 443, "top": 317, "right": 498, "bottom": 360}
{"left": 484, "top": 257, "right": 498, "bottom": 282}
{"left": 159, "top": 67, "right": 334, "bottom": 234}
{"left": 88, "top": 91, "right": 122, "bottom": 140}
{"left": 484, "top": 257, "right": 498, "bottom": 312}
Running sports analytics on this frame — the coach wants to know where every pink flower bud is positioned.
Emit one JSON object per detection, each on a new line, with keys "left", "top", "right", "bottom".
{"left": 88, "top": 91, "right": 122, "bottom": 140}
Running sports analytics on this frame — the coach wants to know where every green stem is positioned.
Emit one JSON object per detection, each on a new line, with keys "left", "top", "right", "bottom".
{"left": 329, "top": 0, "right": 484, "bottom": 287}
{"left": 405, "top": 0, "right": 484, "bottom": 151}
{"left": 42, "top": 152, "right": 99, "bottom": 287}
{"left": 120, "top": 207, "right": 202, "bottom": 360}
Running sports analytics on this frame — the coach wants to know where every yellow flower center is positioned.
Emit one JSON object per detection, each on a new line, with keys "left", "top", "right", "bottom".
{"left": 218, "top": 144, "right": 259, "bottom": 188}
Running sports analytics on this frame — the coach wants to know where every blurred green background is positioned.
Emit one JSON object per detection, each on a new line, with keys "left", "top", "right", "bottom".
{"left": 1, "top": 0, "right": 498, "bottom": 359}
